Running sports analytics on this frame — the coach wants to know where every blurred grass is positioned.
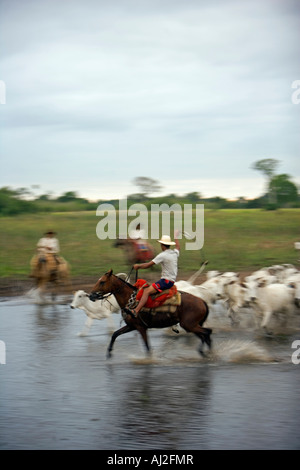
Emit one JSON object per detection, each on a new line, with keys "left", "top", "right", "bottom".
{"left": 0, "top": 209, "right": 299, "bottom": 279}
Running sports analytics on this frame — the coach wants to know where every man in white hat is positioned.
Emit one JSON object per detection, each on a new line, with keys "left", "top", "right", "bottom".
{"left": 129, "top": 231, "right": 180, "bottom": 317}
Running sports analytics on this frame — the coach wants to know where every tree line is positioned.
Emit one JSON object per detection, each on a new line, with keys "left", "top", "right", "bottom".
{"left": 0, "top": 160, "right": 299, "bottom": 216}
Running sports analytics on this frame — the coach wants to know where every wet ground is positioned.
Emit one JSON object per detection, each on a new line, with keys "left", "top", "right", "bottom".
{"left": 0, "top": 292, "right": 300, "bottom": 450}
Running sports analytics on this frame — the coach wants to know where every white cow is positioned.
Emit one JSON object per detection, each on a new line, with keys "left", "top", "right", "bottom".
{"left": 248, "top": 264, "right": 298, "bottom": 283}
{"left": 243, "top": 265, "right": 299, "bottom": 305}
{"left": 243, "top": 273, "right": 277, "bottom": 305}
{"left": 285, "top": 272, "right": 300, "bottom": 308}
{"left": 206, "top": 270, "right": 221, "bottom": 279}
{"left": 176, "top": 276, "right": 221, "bottom": 306}
{"left": 71, "top": 290, "right": 120, "bottom": 336}
{"left": 216, "top": 279, "right": 247, "bottom": 325}
{"left": 176, "top": 271, "right": 239, "bottom": 309}
{"left": 250, "top": 281, "right": 297, "bottom": 332}
{"left": 279, "top": 266, "right": 299, "bottom": 283}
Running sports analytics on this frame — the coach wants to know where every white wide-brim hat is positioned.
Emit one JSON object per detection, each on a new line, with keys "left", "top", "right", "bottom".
{"left": 157, "top": 235, "right": 176, "bottom": 246}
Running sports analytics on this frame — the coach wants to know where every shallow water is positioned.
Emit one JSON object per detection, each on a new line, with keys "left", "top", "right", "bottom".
{"left": 0, "top": 295, "right": 299, "bottom": 450}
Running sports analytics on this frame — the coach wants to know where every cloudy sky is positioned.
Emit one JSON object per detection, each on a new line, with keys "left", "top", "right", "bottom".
{"left": 0, "top": 0, "right": 299, "bottom": 201}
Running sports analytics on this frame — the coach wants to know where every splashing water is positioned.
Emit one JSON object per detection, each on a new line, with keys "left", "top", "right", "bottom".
{"left": 129, "top": 355, "right": 161, "bottom": 365}
{"left": 128, "top": 339, "right": 275, "bottom": 365}
{"left": 211, "top": 339, "right": 274, "bottom": 363}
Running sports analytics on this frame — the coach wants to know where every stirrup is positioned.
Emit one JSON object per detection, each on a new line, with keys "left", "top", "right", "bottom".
{"left": 124, "top": 307, "right": 138, "bottom": 318}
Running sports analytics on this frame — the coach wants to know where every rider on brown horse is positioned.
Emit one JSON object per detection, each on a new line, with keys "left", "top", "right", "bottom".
{"left": 126, "top": 231, "right": 180, "bottom": 317}
{"left": 30, "top": 230, "right": 60, "bottom": 280}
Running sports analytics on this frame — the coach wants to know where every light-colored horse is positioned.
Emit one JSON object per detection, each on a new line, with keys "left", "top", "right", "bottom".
{"left": 29, "top": 253, "right": 71, "bottom": 302}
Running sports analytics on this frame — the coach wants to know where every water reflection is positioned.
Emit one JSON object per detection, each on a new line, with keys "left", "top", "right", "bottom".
{"left": 100, "top": 364, "right": 211, "bottom": 449}
{"left": 1, "top": 298, "right": 300, "bottom": 450}
{"left": 33, "top": 303, "right": 71, "bottom": 343}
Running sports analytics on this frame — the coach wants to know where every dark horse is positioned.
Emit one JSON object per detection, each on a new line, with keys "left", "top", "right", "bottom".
{"left": 90, "top": 269, "right": 212, "bottom": 358}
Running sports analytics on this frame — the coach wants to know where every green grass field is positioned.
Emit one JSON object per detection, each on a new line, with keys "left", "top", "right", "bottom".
{"left": 0, "top": 209, "right": 299, "bottom": 279}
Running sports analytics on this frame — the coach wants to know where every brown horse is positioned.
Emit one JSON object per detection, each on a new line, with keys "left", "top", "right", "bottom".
{"left": 90, "top": 269, "right": 212, "bottom": 358}
{"left": 114, "top": 239, "right": 155, "bottom": 264}
{"left": 30, "top": 254, "right": 71, "bottom": 299}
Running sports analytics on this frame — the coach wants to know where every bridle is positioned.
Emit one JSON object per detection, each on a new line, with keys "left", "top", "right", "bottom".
{"left": 89, "top": 270, "right": 137, "bottom": 302}
{"left": 89, "top": 290, "right": 113, "bottom": 302}
{"left": 89, "top": 291, "right": 114, "bottom": 301}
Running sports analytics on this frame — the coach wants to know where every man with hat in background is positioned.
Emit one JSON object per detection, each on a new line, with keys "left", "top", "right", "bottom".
{"left": 30, "top": 230, "right": 60, "bottom": 279}
{"left": 128, "top": 230, "right": 180, "bottom": 317}
{"left": 37, "top": 230, "right": 60, "bottom": 258}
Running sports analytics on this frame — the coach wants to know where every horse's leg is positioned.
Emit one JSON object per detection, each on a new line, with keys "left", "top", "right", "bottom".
{"left": 107, "top": 325, "right": 133, "bottom": 359}
{"left": 135, "top": 325, "right": 151, "bottom": 356}
{"left": 178, "top": 295, "right": 212, "bottom": 356}
{"left": 193, "top": 326, "right": 212, "bottom": 355}
{"left": 181, "top": 320, "right": 212, "bottom": 356}
{"left": 51, "top": 281, "right": 58, "bottom": 302}
{"left": 36, "top": 278, "right": 47, "bottom": 304}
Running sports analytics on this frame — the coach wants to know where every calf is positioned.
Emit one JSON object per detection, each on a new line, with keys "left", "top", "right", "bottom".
{"left": 243, "top": 273, "right": 277, "bottom": 305}
{"left": 218, "top": 279, "right": 247, "bottom": 325}
{"left": 285, "top": 272, "right": 300, "bottom": 308}
{"left": 176, "top": 275, "right": 224, "bottom": 306}
{"left": 176, "top": 272, "right": 239, "bottom": 310}
{"left": 71, "top": 290, "right": 120, "bottom": 336}
{"left": 250, "top": 281, "right": 297, "bottom": 333}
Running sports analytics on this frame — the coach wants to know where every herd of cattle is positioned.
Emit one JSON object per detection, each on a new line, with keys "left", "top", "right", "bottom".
{"left": 70, "top": 264, "right": 300, "bottom": 336}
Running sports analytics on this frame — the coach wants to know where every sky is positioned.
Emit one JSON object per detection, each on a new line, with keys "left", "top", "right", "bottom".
{"left": 0, "top": 0, "right": 299, "bottom": 201}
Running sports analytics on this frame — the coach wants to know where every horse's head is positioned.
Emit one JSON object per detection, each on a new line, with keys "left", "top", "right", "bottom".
{"left": 89, "top": 269, "right": 115, "bottom": 301}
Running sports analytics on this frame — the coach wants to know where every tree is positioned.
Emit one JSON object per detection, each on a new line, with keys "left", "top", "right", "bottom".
{"left": 132, "top": 177, "right": 162, "bottom": 197}
{"left": 269, "top": 174, "right": 298, "bottom": 206}
{"left": 251, "top": 158, "right": 279, "bottom": 179}
{"left": 56, "top": 191, "right": 79, "bottom": 202}
{"left": 185, "top": 191, "right": 202, "bottom": 201}
{"left": 38, "top": 194, "right": 52, "bottom": 201}
{"left": 0, "top": 187, "right": 36, "bottom": 215}
{"left": 251, "top": 158, "right": 280, "bottom": 204}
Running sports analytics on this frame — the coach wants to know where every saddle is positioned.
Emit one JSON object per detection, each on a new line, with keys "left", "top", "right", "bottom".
{"left": 30, "top": 253, "right": 65, "bottom": 279}
{"left": 134, "top": 279, "right": 181, "bottom": 315}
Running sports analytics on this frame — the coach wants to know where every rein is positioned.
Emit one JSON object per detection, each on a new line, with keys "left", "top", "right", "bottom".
{"left": 126, "top": 266, "right": 138, "bottom": 283}
{"left": 90, "top": 270, "right": 137, "bottom": 302}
